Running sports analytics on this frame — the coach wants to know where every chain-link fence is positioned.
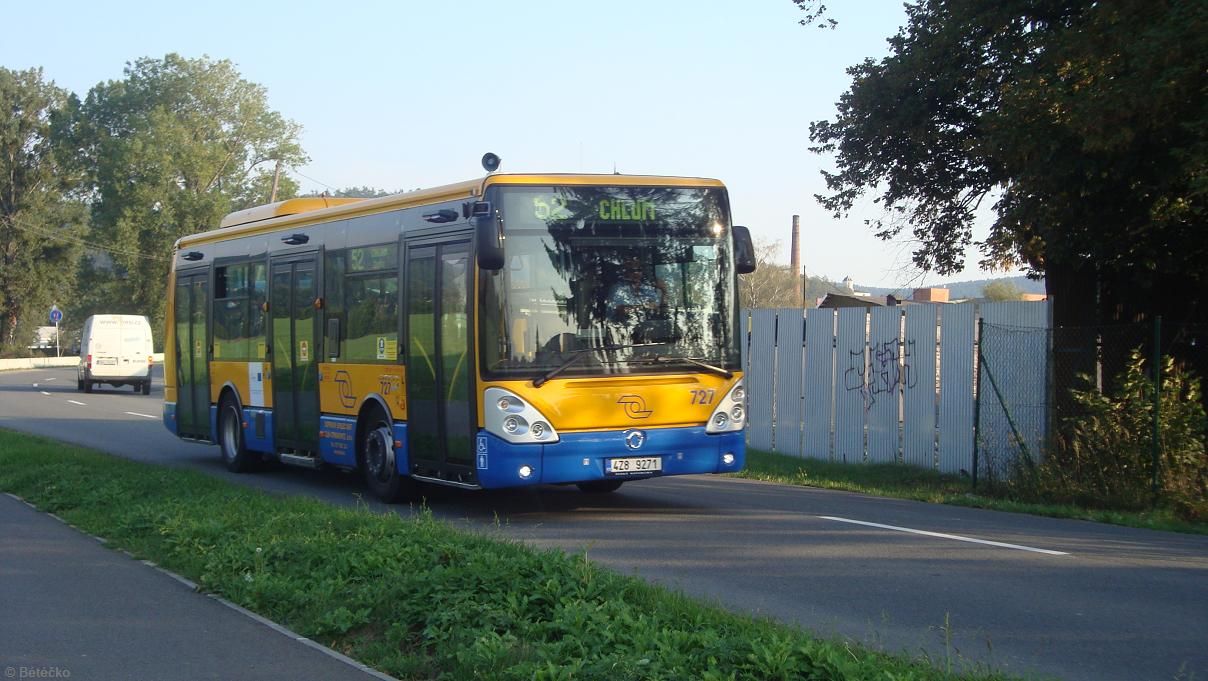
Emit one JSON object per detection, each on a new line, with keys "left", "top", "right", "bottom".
{"left": 976, "top": 319, "right": 1208, "bottom": 515}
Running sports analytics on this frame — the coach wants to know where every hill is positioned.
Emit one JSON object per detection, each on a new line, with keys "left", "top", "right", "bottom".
{"left": 857, "top": 275, "right": 1044, "bottom": 300}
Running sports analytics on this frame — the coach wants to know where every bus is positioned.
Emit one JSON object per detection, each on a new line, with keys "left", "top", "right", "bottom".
{"left": 163, "top": 166, "right": 756, "bottom": 502}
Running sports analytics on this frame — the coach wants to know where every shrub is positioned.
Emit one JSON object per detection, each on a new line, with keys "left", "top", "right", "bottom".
{"left": 1014, "top": 349, "right": 1207, "bottom": 519}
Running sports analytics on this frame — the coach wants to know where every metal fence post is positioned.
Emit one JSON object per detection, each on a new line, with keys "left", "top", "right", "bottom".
{"left": 1151, "top": 315, "right": 1162, "bottom": 503}
{"left": 972, "top": 318, "right": 983, "bottom": 490}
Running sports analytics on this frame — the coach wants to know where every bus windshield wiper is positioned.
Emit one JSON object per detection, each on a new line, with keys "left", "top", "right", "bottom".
{"left": 643, "top": 355, "right": 733, "bottom": 378}
{"left": 532, "top": 342, "right": 667, "bottom": 388}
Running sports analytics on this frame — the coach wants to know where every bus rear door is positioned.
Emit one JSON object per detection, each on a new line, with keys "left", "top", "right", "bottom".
{"left": 174, "top": 272, "right": 210, "bottom": 438}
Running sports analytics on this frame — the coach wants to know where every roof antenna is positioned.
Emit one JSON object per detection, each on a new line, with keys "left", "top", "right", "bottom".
{"left": 613, "top": 162, "right": 619, "bottom": 175}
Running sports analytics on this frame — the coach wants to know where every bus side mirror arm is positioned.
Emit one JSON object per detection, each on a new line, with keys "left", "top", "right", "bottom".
{"left": 733, "top": 225, "right": 757, "bottom": 274}
{"left": 475, "top": 211, "right": 504, "bottom": 271}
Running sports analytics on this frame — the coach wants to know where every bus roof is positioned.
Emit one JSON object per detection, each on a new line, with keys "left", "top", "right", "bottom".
{"left": 219, "top": 197, "right": 368, "bottom": 228}
{"left": 181, "top": 174, "right": 725, "bottom": 248}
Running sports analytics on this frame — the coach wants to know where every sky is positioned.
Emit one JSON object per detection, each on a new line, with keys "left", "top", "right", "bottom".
{"left": 1, "top": 0, "right": 1020, "bottom": 289}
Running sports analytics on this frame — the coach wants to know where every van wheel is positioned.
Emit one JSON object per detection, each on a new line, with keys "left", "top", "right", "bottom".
{"left": 77, "top": 378, "right": 83, "bottom": 391}
{"left": 219, "top": 398, "right": 256, "bottom": 473}
{"left": 576, "top": 480, "right": 624, "bottom": 494}
{"left": 83, "top": 381, "right": 92, "bottom": 394}
{"left": 141, "top": 381, "right": 151, "bottom": 395}
{"left": 361, "top": 408, "right": 414, "bottom": 503}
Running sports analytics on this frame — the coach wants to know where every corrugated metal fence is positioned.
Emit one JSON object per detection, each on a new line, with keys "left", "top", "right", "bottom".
{"left": 741, "top": 301, "right": 1051, "bottom": 473}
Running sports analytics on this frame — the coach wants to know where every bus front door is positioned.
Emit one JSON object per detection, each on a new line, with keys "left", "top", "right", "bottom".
{"left": 405, "top": 241, "right": 475, "bottom": 481}
{"left": 270, "top": 257, "right": 320, "bottom": 451}
{"left": 174, "top": 272, "right": 210, "bottom": 438}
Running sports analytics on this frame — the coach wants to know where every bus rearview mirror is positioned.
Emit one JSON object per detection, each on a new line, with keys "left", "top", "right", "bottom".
{"left": 476, "top": 212, "right": 504, "bottom": 270}
{"left": 733, "top": 225, "right": 756, "bottom": 274}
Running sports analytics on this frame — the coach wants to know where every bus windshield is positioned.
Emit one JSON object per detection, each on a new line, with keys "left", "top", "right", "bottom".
{"left": 479, "top": 185, "right": 740, "bottom": 380}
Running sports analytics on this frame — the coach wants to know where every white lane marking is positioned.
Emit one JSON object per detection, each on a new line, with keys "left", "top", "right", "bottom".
{"left": 819, "top": 516, "right": 1069, "bottom": 556}
{"left": 41, "top": 391, "right": 51, "bottom": 396}
{"left": 45, "top": 377, "right": 57, "bottom": 381}
{"left": 125, "top": 411, "right": 157, "bottom": 419}
{"left": 67, "top": 400, "right": 87, "bottom": 406}
{"left": 32, "top": 383, "right": 38, "bottom": 388}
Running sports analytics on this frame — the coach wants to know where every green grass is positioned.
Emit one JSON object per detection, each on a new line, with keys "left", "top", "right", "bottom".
{"left": 0, "top": 428, "right": 1023, "bottom": 681}
{"left": 738, "top": 448, "right": 1208, "bottom": 536}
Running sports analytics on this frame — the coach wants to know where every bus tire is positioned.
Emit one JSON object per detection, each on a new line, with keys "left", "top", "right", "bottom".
{"left": 360, "top": 408, "right": 413, "bottom": 503}
{"left": 576, "top": 480, "right": 624, "bottom": 494}
{"left": 218, "top": 397, "right": 255, "bottom": 473}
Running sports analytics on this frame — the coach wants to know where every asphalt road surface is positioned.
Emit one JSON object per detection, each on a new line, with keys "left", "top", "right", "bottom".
{"left": 1, "top": 366, "right": 1206, "bottom": 681}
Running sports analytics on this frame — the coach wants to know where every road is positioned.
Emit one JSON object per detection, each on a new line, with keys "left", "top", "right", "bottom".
{"left": 1, "top": 366, "right": 1206, "bottom": 681}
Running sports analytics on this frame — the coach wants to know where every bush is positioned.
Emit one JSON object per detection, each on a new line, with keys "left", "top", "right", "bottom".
{"left": 1014, "top": 349, "right": 1207, "bottom": 519}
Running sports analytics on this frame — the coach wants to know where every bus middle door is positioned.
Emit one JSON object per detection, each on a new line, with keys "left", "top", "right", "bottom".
{"left": 269, "top": 256, "right": 320, "bottom": 452}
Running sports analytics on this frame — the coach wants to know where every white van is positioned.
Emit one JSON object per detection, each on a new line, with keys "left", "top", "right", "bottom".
{"left": 77, "top": 315, "right": 155, "bottom": 394}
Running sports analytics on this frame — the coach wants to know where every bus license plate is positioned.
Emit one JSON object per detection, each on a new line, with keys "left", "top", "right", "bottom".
{"left": 607, "top": 456, "right": 662, "bottom": 475}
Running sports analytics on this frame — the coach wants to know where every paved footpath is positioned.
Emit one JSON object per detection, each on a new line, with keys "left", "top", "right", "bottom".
{"left": 0, "top": 494, "right": 388, "bottom": 681}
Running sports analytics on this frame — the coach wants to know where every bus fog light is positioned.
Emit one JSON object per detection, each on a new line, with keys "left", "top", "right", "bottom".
{"left": 732, "top": 387, "right": 744, "bottom": 402}
{"left": 730, "top": 405, "right": 744, "bottom": 421}
{"left": 518, "top": 465, "right": 533, "bottom": 479}
{"left": 722, "top": 452, "right": 735, "bottom": 465}
{"left": 713, "top": 412, "right": 728, "bottom": 428}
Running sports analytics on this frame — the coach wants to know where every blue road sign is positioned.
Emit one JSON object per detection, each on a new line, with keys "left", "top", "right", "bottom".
{"left": 49, "top": 306, "right": 63, "bottom": 324}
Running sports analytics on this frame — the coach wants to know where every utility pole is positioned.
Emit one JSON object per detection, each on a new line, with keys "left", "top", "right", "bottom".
{"left": 269, "top": 159, "right": 283, "bottom": 203}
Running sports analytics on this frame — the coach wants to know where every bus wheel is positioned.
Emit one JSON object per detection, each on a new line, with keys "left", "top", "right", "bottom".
{"left": 576, "top": 480, "right": 624, "bottom": 494}
{"left": 219, "top": 397, "right": 255, "bottom": 473}
{"left": 361, "top": 410, "right": 413, "bottom": 503}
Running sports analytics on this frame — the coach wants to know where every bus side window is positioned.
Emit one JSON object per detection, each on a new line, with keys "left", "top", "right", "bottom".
{"left": 249, "top": 263, "right": 267, "bottom": 359}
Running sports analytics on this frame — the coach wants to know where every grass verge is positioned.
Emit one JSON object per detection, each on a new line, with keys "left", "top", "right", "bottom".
{"left": 0, "top": 428, "right": 1021, "bottom": 681}
{"left": 739, "top": 448, "right": 1208, "bottom": 536}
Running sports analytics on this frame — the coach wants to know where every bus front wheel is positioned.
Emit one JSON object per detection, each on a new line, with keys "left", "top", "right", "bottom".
{"left": 361, "top": 410, "right": 414, "bottom": 503}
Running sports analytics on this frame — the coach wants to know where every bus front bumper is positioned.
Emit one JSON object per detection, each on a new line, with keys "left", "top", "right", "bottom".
{"left": 473, "top": 427, "right": 745, "bottom": 489}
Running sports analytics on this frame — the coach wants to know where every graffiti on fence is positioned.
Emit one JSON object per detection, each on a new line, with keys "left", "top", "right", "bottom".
{"left": 844, "top": 338, "right": 917, "bottom": 410}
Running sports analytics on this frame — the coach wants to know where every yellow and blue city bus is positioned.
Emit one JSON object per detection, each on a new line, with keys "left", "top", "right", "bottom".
{"left": 163, "top": 168, "right": 756, "bottom": 501}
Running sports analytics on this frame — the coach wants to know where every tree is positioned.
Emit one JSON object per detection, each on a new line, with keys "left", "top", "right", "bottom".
{"left": 0, "top": 67, "right": 86, "bottom": 352}
{"left": 78, "top": 54, "right": 307, "bottom": 331}
{"left": 982, "top": 280, "right": 1023, "bottom": 302}
{"left": 739, "top": 239, "right": 841, "bottom": 309}
{"left": 799, "top": 0, "right": 1207, "bottom": 382}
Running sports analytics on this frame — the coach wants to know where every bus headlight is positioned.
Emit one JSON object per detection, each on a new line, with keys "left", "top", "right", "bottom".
{"left": 706, "top": 379, "right": 746, "bottom": 434}
{"left": 485, "top": 387, "right": 560, "bottom": 444}
{"left": 503, "top": 416, "right": 525, "bottom": 434}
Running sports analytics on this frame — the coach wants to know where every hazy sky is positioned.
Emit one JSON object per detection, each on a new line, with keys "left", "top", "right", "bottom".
{"left": 2, "top": 0, "right": 1018, "bottom": 289}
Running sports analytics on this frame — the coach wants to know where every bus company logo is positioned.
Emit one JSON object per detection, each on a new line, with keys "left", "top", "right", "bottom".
{"left": 624, "top": 429, "right": 646, "bottom": 450}
{"left": 617, "top": 395, "right": 652, "bottom": 419}
{"left": 334, "top": 370, "right": 356, "bottom": 408}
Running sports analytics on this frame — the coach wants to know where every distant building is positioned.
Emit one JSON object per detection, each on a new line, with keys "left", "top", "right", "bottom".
{"left": 912, "top": 287, "right": 950, "bottom": 303}
{"left": 1020, "top": 293, "right": 1047, "bottom": 301}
